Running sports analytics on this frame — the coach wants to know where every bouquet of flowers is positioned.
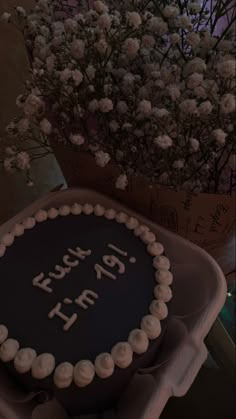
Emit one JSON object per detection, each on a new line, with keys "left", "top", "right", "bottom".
{"left": 0, "top": 0, "right": 235, "bottom": 194}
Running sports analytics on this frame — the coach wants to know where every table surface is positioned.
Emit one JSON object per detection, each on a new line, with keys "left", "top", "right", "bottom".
{"left": 0, "top": 1, "right": 235, "bottom": 418}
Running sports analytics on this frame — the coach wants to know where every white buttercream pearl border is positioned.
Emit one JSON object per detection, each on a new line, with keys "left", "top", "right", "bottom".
{"left": 0, "top": 203, "right": 173, "bottom": 389}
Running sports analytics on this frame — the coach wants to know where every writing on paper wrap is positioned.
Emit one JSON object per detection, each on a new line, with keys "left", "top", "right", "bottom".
{"left": 32, "top": 243, "right": 136, "bottom": 331}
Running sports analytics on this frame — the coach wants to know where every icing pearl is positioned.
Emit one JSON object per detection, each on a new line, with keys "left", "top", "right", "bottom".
{"left": 95, "top": 353, "right": 115, "bottom": 378}
{"left": 149, "top": 300, "right": 168, "bottom": 320}
{"left": 141, "top": 231, "right": 156, "bottom": 244}
{"left": 111, "top": 342, "right": 133, "bottom": 369}
{"left": 94, "top": 204, "right": 105, "bottom": 216}
{"left": 47, "top": 208, "right": 59, "bottom": 219}
{"left": 155, "top": 269, "right": 173, "bottom": 285}
{"left": 54, "top": 362, "right": 74, "bottom": 388}
{"left": 23, "top": 217, "right": 36, "bottom": 229}
{"left": 141, "top": 315, "right": 161, "bottom": 340}
{"left": 14, "top": 348, "right": 37, "bottom": 373}
{"left": 128, "top": 329, "right": 149, "bottom": 354}
{"left": 13, "top": 224, "right": 24, "bottom": 237}
{"left": 74, "top": 360, "right": 95, "bottom": 387}
{"left": 0, "top": 339, "right": 20, "bottom": 362}
{"left": 82, "top": 203, "right": 94, "bottom": 215}
{"left": 115, "top": 212, "right": 128, "bottom": 224}
{"left": 31, "top": 353, "right": 55, "bottom": 379}
{"left": 134, "top": 225, "right": 150, "bottom": 237}
{"left": 2, "top": 233, "right": 14, "bottom": 247}
{"left": 0, "top": 244, "right": 6, "bottom": 257}
{"left": 154, "top": 284, "right": 172, "bottom": 302}
{"left": 59, "top": 205, "right": 71, "bottom": 216}
{"left": 0, "top": 325, "right": 8, "bottom": 344}
{"left": 153, "top": 255, "right": 170, "bottom": 270}
{"left": 125, "top": 217, "right": 139, "bottom": 230}
{"left": 104, "top": 209, "right": 116, "bottom": 220}
{"left": 35, "top": 209, "right": 48, "bottom": 223}
{"left": 71, "top": 203, "right": 82, "bottom": 215}
{"left": 147, "top": 242, "right": 164, "bottom": 256}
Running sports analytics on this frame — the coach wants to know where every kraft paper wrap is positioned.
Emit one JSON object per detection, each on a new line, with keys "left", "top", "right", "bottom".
{"left": 53, "top": 146, "right": 236, "bottom": 277}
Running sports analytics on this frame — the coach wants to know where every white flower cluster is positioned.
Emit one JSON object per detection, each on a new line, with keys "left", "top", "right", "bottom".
{"left": 0, "top": 0, "right": 235, "bottom": 194}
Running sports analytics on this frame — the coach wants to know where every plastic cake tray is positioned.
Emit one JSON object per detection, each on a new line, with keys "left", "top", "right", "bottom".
{"left": 0, "top": 188, "right": 227, "bottom": 419}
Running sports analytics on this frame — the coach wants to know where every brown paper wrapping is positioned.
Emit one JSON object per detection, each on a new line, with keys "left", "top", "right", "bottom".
{"left": 53, "top": 145, "right": 236, "bottom": 276}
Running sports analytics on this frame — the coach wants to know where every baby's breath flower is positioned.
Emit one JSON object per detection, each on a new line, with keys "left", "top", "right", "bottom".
{"left": 127, "top": 12, "right": 142, "bottom": 29}
{"left": 88, "top": 99, "right": 99, "bottom": 112}
{"left": 46, "top": 55, "right": 55, "bottom": 73}
{"left": 148, "top": 17, "right": 168, "bottom": 35}
{"left": 178, "top": 15, "right": 193, "bottom": 30}
{"left": 198, "top": 101, "right": 213, "bottom": 115}
{"left": 70, "top": 39, "right": 85, "bottom": 60}
{"left": 17, "top": 119, "right": 29, "bottom": 134}
{"left": 23, "top": 94, "right": 44, "bottom": 117}
{"left": 173, "top": 159, "right": 185, "bottom": 169}
{"left": 123, "top": 38, "right": 140, "bottom": 58}
{"left": 95, "top": 38, "right": 108, "bottom": 54}
{"left": 16, "top": 7, "right": 26, "bottom": 17}
{"left": 117, "top": 101, "right": 128, "bottom": 114}
{"left": 193, "top": 85, "right": 207, "bottom": 99}
{"left": 93, "top": 1, "right": 108, "bottom": 14}
{"left": 187, "top": 72, "right": 203, "bottom": 89}
{"left": 170, "top": 33, "right": 181, "bottom": 45}
{"left": 212, "top": 129, "right": 227, "bottom": 145}
{"left": 220, "top": 94, "right": 236, "bottom": 114}
{"left": 37, "top": 0, "right": 49, "bottom": 13}
{"left": 152, "top": 108, "right": 169, "bottom": 118}
{"left": 189, "top": 2, "right": 202, "bottom": 14}
{"left": 86, "top": 65, "right": 96, "bottom": 81}
{"left": 190, "top": 138, "right": 200, "bottom": 152}
{"left": 16, "top": 94, "right": 25, "bottom": 108}
{"left": 137, "top": 100, "right": 152, "bottom": 116}
{"left": 184, "top": 57, "right": 207, "bottom": 75}
{"left": 116, "top": 174, "right": 128, "bottom": 190}
{"left": 52, "top": 21, "right": 64, "bottom": 36}
{"left": 99, "top": 98, "right": 113, "bottom": 113}
{"left": 16, "top": 152, "right": 30, "bottom": 170}
{"left": 1, "top": 0, "right": 235, "bottom": 195}
{"left": 72, "top": 70, "right": 83, "bottom": 86}
{"left": 95, "top": 150, "right": 111, "bottom": 167}
{"left": 179, "top": 99, "right": 197, "bottom": 115}
{"left": 34, "top": 35, "right": 46, "bottom": 48}
{"left": 217, "top": 60, "right": 235, "bottom": 79}
{"left": 186, "top": 32, "right": 201, "bottom": 47}
{"left": 1, "top": 13, "right": 11, "bottom": 22}
{"left": 69, "top": 134, "right": 85, "bottom": 146}
{"left": 40, "top": 118, "right": 52, "bottom": 135}
{"left": 134, "top": 129, "right": 144, "bottom": 137}
{"left": 162, "top": 6, "right": 179, "bottom": 18}
{"left": 109, "top": 120, "right": 120, "bottom": 132}
{"left": 4, "top": 157, "right": 15, "bottom": 171}
{"left": 167, "top": 85, "right": 181, "bottom": 101}
{"left": 142, "top": 35, "right": 155, "bottom": 49}
{"left": 60, "top": 68, "right": 72, "bottom": 83}
{"left": 122, "top": 122, "right": 132, "bottom": 131}
{"left": 64, "top": 18, "right": 78, "bottom": 33}
{"left": 155, "top": 135, "right": 173, "bottom": 149}
{"left": 97, "top": 13, "right": 112, "bottom": 30}
{"left": 40, "top": 25, "right": 50, "bottom": 38}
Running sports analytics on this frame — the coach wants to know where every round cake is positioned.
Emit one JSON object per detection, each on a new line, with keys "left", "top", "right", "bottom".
{"left": 0, "top": 203, "right": 173, "bottom": 414}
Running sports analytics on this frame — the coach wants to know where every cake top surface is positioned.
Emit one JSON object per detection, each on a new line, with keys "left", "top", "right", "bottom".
{"left": 0, "top": 203, "right": 173, "bottom": 388}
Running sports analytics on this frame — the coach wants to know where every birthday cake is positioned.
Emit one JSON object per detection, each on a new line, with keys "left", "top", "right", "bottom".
{"left": 0, "top": 203, "right": 173, "bottom": 414}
